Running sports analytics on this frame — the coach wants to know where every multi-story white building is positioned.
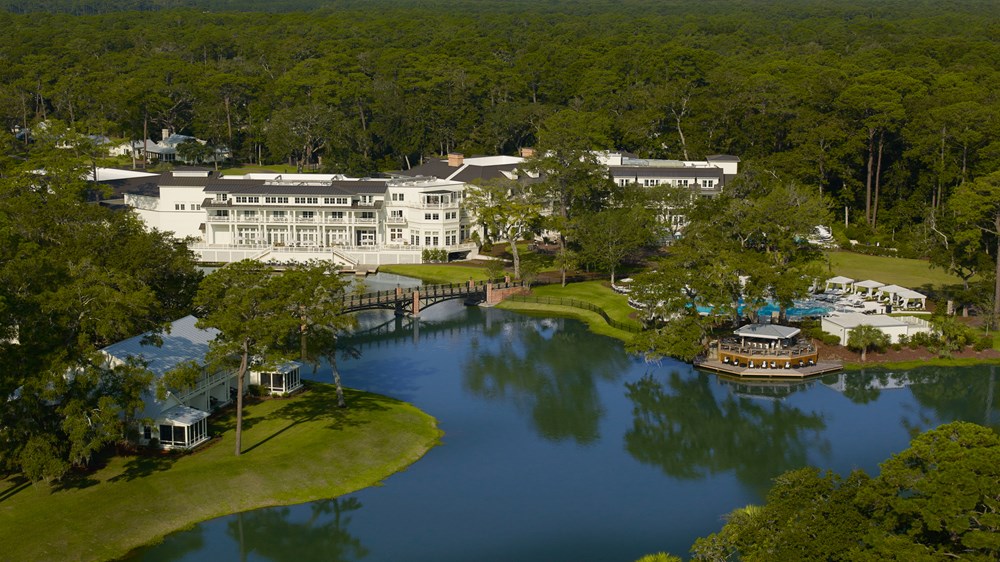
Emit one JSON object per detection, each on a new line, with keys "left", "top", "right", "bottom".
{"left": 122, "top": 151, "right": 738, "bottom": 266}
{"left": 126, "top": 170, "right": 478, "bottom": 269}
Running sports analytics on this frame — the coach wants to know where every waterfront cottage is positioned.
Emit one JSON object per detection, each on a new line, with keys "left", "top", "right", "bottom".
{"left": 101, "top": 315, "right": 301, "bottom": 450}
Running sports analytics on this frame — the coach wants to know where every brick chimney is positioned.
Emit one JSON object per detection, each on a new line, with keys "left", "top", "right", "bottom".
{"left": 520, "top": 147, "right": 536, "bottom": 158}
{"left": 447, "top": 152, "right": 464, "bottom": 167}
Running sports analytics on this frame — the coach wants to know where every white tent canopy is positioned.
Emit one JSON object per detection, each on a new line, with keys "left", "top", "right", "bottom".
{"left": 877, "top": 284, "right": 905, "bottom": 301}
{"left": 825, "top": 276, "right": 855, "bottom": 292}
{"left": 853, "top": 279, "right": 885, "bottom": 296}
{"left": 896, "top": 288, "right": 927, "bottom": 309}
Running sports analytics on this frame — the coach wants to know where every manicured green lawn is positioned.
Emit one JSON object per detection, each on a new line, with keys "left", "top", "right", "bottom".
{"left": 498, "top": 280, "right": 641, "bottom": 343}
{"left": 378, "top": 263, "right": 490, "bottom": 284}
{"left": 825, "top": 251, "right": 965, "bottom": 289}
{"left": 0, "top": 383, "right": 440, "bottom": 562}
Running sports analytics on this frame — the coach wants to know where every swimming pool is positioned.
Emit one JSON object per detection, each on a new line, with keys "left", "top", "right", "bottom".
{"left": 695, "top": 300, "right": 831, "bottom": 318}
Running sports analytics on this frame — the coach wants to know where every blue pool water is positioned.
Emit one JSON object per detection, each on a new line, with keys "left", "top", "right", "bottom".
{"left": 696, "top": 301, "right": 831, "bottom": 318}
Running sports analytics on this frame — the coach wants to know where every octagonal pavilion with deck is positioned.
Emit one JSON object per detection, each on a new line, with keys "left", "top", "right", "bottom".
{"left": 696, "top": 323, "right": 842, "bottom": 378}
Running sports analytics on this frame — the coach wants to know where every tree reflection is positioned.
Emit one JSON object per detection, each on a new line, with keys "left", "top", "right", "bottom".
{"left": 130, "top": 525, "right": 204, "bottom": 561}
{"left": 899, "top": 364, "right": 1000, "bottom": 434}
{"left": 624, "top": 372, "right": 827, "bottom": 491}
{"left": 227, "top": 497, "right": 367, "bottom": 562}
{"left": 463, "top": 318, "right": 629, "bottom": 444}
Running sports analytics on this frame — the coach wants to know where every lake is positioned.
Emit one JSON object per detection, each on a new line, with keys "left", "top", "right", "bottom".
{"left": 129, "top": 300, "right": 999, "bottom": 561}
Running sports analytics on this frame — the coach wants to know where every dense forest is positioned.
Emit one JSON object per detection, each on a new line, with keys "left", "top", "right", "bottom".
{"left": 0, "top": 0, "right": 998, "bottom": 252}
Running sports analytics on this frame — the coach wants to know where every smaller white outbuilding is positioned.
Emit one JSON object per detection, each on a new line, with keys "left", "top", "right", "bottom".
{"left": 822, "top": 312, "right": 932, "bottom": 346}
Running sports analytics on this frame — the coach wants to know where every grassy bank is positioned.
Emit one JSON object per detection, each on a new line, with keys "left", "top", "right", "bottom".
{"left": 498, "top": 281, "right": 640, "bottom": 343}
{"left": 842, "top": 357, "right": 1000, "bottom": 371}
{"left": 0, "top": 383, "right": 441, "bottom": 562}
{"left": 378, "top": 263, "right": 489, "bottom": 284}
{"left": 825, "top": 251, "right": 964, "bottom": 289}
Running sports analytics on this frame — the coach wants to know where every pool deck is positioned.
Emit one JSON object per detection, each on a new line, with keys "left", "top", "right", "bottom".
{"left": 694, "top": 358, "right": 843, "bottom": 379}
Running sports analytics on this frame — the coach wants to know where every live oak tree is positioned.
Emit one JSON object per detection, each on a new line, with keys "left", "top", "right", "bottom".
{"left": 0, "top": 143, "right": 201, "bottom": 479}
{"left": 193, "top": 260, "right": 299, "bottom": 456}
{"left": 463, "top": 177, "right": 543, "bottom": 280}
{"left": 949, "top": 171, "right": 1000, "bottom": 319}
{"left": 273, "top": 261, "right": 355, "bottom": 408}
{"left": 525, "top": 109, "right": 616, "bottom": 286}
{"left": 691, "top": 422, "right": 1000, "bottom": 562}
{"left": 628, "top": 177, "right": 828, "bottom": 360}
{"left": 573, "top": 205, "right": 656, "bottom": 285}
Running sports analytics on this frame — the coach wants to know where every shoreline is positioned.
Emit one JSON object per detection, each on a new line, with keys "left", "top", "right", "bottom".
{"left": 496, "top": 298, "right": 1000, "bottom": 372}
{"left": 0, "top": 383, "right": 441, "bottom": 562}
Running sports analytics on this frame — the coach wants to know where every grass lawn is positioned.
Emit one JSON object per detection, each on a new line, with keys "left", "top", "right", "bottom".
{"left": 378, "top": 263, "right": 490, "bottom": 284}
{"left": 498, "top": 280, "right": 641, "bottom": 343}
{"left": 0, "top": 383, "right": 440, "bottom": 562}
{"left": 825, "top": 251, "right": 965, "bottom": 290}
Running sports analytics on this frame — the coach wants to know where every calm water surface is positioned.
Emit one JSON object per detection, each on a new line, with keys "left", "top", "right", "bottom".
{"left": 131, "top": 301, "right": 999, "bottom": 562}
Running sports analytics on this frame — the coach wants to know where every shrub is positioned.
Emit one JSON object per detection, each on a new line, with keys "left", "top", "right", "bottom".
{"left": 420, "top": 248, "right": 448, "bottom": 262}
{"left": 974, "top": 334, "right": 993, "bottom": 352}
{"left": 248, "top": 384, "right": 268, "bottom": 397}
{"left": 820, "top": 333, "right": 841, "bottom": 346}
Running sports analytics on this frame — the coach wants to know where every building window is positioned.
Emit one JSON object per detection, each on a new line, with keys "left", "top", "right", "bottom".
{"left": 192, "top": 204, "right": 201, "bottom": 211}
{"left": 323, "top": 197, "right": 349, "bottom": 205}
{"left": 219, "top": 193, "right": 228, "bottom": 201}
{"left": 678, "top": 179, "right": 689, "bottom": 187}
{"left": 265, "top": 196, "right": 289, "bottom": 204}
{"left": 703, "top": 179, "right": 715, "bottom": 188}
{"left": 391, "top": 193, "right": 405, "bottom": 202}
{"left": 445, "top": 211, "right": 457, "bottom": 220}
{"left": 174, "top": 203, "right": 185, "bottom": 210}
{"left": 390, "top": 228, "right": 403, "bottom": 241}
{"left": 445, "top": 230, "right": 457, "bottom": 245}
{"left": 235, "top": 196, "right": 259, "bottom": 203}
{"left": 411, "top": 233, "right": 420, "bottom": 245}
{"left": 159, "top": 424, "right": 186, "bottom": 446}
{"left": 301, "top": 211, "right": 314, "bottom": 219}
{"left": 424, "top": 213, "right": 440, "bottom": 221}
{"left": 294, "top": 197, "right": 318, "bottom": 204}
{"left": 390, "top": 210, "right": 403, "bottom": 218}
{"left": 643, "top": 179, "right": 660, "bottom": 187}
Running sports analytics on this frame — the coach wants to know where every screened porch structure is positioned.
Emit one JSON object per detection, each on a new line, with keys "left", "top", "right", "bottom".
{"left": 150, "top": 404, "right": 210, "bottom": 450}
{"left": 251, "top": 361, "right": 303, "bottom": 396}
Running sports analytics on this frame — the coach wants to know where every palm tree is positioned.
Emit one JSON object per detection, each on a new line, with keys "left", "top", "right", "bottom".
{"left": 847, "top": 324, "right": 890, "bottom": 362}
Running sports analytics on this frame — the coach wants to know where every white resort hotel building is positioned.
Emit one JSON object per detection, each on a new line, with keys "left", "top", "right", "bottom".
{"left": 127, "top": 169, "right": 480, "bottom": 269}
{"left": 122, "top": 152, "right": 738, "bottom": 269}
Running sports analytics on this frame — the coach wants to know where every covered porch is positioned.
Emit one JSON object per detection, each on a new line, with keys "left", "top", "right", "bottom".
{"left": 148, "top": 404, "right": 210, "bottom": 450}
{"left": 251, "top": 361, "right": 303, "bottom": 396}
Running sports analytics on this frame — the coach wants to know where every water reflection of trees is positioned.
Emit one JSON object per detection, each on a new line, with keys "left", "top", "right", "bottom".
{"left": 900, "top": 365, "right": 999, "bottom": 434}
{"left": 226, "top": 498, "right": 367, "bottom": 562}
{"left": 133, "top": 525, "right": 204, "bottom": 561}
{"left": 624, "top": 372, "right": 827, "bottom": 491}
{"left": 463, "top": 318, "right": 629, "bottom": 444}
